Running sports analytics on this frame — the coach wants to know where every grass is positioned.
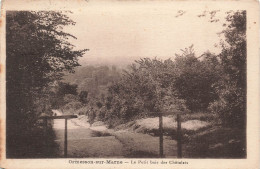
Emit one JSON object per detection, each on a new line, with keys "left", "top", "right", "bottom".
{"left": 184, "top": 126, "right": 246, "bottom": 158}
{"left": 111, "top": 131, "right": 177, "bottom": 158}
{"left": 52, "top": 109, "right": 245, "bottom": 158}
{"left": 115, "top": 115, "right": 211, "bottom": 139}
{"left": 110, "top": 112, "right": 246, "bottom": 158}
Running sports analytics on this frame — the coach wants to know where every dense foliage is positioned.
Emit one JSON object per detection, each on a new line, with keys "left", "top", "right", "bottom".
{"left": 90, "top": 11, "right": 246, "bottom": 129}
{"left": 99, "top": 49, "right": 221, "bottom": 127}
{"left": 6, "top": 11, "right": 87, "bottom": 157}
{"left": 208, "top": 11, "right": 246, "bottom": 128}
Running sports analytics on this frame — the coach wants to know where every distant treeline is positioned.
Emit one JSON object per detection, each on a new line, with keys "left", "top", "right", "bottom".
{"left": 63, "top": 65, "right": 121, "bottom": 97}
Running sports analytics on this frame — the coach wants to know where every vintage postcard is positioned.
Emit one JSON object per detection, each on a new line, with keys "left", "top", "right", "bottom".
{"left": 0, "top": 0, "right": 259, "bottom": 169}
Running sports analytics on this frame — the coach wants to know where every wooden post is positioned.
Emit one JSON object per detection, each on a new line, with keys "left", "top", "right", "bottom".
{"left": 44, "top": 118, "right": 48, "bottom": 149}
{"left": 159, "top": 113, "right": 163, "bottom": 158}
{"left": 39, "top": 115, "right": 77, "bottom": 158}
{"left": 177, "top": 114, "right": 182, "bottom": 158}
{"left": 44, "top": 118, "right": 48, "bottom": 129}
{"left": 64, "top": 118, "right": 68, "bottom": 158}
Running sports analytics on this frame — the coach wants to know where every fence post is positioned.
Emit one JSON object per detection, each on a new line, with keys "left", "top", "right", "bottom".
{"left": 177, "top": 114, "right": 182, "bottom": 158}
{"left": 64, "top": 118, "right": 68, "bottom": 158}
{"left": 44, "top": 118, "right": 48, "bottom": 149}
{"left": 39, "top": 115, "right": 77, "bottom": 158}
{"left": 159, "top": 112, "right": 164, "bottom": 158}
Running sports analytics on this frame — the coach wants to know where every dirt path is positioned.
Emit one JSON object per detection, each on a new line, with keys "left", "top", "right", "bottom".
{"left": 52, "top": 110, "right": 177, "bottom": 158}
{"left": 52, "top": 110, "right": 124, "bottom": 158}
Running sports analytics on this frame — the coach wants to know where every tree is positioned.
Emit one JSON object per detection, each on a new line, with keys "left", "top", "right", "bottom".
{"left": 209, "top": 11, "right": 246, "bottom": 128}
{"left": 105, "top": 58, "right": 188, "bottom": 126}
{"left": 173, "top": 46, "right": 220, "bottom": 112}
{"left": 6, "top": 11, "right": 87, "bottom": 157}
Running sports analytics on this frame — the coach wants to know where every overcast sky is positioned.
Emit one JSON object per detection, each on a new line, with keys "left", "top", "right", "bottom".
{"left": 63, "top": 2, "right": 226, "bottom": 67}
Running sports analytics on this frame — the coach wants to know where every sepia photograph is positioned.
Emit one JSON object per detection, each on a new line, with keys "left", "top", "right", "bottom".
{"left": 0, "top": 0, "right": 259, "bottom": 169}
